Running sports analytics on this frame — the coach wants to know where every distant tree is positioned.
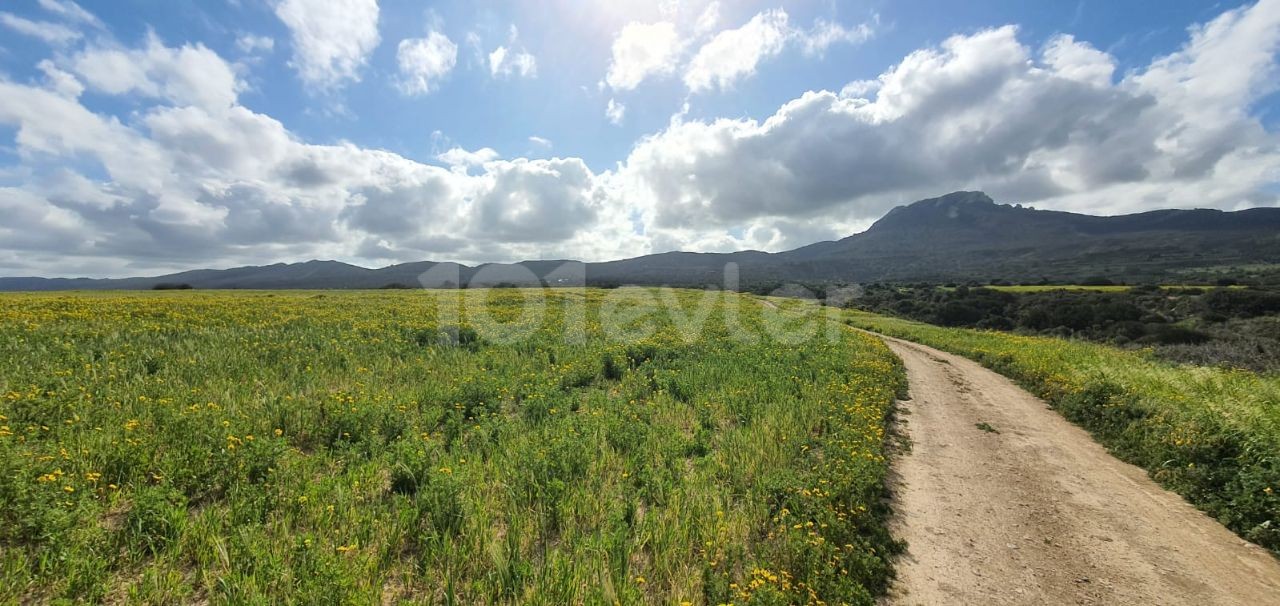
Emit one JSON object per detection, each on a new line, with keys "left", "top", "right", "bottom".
{"left": 152, "top": 283, "right": 193, "bottom": 290}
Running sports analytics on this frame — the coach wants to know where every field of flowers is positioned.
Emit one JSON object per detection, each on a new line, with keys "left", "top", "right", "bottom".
{"left": 0, "top": 289, "right": 905, "bottom": 604}
{"left": 842, "top": 309, "right": 1280, "bottom": 555}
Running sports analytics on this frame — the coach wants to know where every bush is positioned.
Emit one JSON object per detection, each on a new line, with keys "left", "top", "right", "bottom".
{"left": 1140, "top": 325, "right": 1211, "bottom": 345}
{"left": 411, "top": 325, "right": 482, "bottom": 350}
{"left": 1203, "top": 288, "right": 1280, "bottom": 318}
{"left": 847, "top": 284, "right": 1280, "bottom": 371}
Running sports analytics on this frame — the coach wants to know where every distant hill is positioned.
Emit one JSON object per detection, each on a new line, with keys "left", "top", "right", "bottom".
{"left": 5, "top": 191, "right": 1280, "bottom": 291}
{"left": 574, "top": 191, "right": 1280, "bottom": 286}
{"left": 768, "top": 191, "right": 1280, "bottom": 283}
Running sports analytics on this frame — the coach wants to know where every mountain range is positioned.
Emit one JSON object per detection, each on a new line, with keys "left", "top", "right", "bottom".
{"left": 4, "top": 191, "right": 1280, "bottom": 291}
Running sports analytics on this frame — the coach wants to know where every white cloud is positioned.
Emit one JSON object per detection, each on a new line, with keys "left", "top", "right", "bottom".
{"left": 694, "top": 1, "right": 721, "bottom": 35}
{"left": 0, "top": 33, "right": 639, "bottom": 274}
{"left": 839, "top": 79, "right": 879, "bottom": 98}
{"left": 622, "top": 5, "right": 1280, "bottom": 246}
{"left": 236, "top": 34, "right": 275, "bottom": 54}
{"left": 37, "top": 59, "right": 83, "bottom": 98}
{"left": 70, "top": 34, "right": 243, "bottom": 110}
{"left": 684, "top": 9, "right": 791, "bottom": 92}
{"left": 606, "top": 98, "right": 626, "bottom": 124}
{"left": 489, "top": 46, "right": 537, "bottom": 78}
{"left": 36, "top": 0, "right": 101, "bottom": 29}
{"left": 487, "top": 25, "right": 537, "bottom": 79}
{"left": 0, "top": 77, "right": 173, "bottom": 198}
{"left": 0, "top": 65, "right": 632, "bottom": 272}
{"left": 605, "top": 21, "right": 683, "bottom": 90}
{"left": 800, "top": 17, "right": 875, "bottom": 56}
{"left": 464, "top": 31, "right": 484, "bottom": 65}
{"left": 0, "top": 2, "right": 1278, "bottom": 277}
{"left": 437, "top": 146, "right": 500, "bottom": 169}
{"left": 1135, "top": 3, "right": 1280, "bottom": 119}
{"left": 0, "top": 12, "right": 81, "bottom": 45}
{"left": 682, "top": 9, "right": 876, "bottom": 92}
{"left": 528, "top": 136, "right": 552, "bottom": 148}
{"left": 602, "top": 9, "right": 875, "bottom": 94}
{"left": 396, "top": 31, "right": 457, "bottom": 95}
{"left": 469, "top": 158, "right": 601, "bottom": 242}
{"left": 1042, "top": 34, "right": 1114, "bottom": 86}
{"left": 274, "top": 0, "right": 380, "bottom": 91}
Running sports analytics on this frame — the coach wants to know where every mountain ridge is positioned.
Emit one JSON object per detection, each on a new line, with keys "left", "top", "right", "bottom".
{"left": 5, "top": 191, "right": 1280, "bottom": 290}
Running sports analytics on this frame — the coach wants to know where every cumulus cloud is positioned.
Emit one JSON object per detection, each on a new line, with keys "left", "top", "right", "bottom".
{"left": 69, "top": 34, "right": 243, "bottom": 110}
{"left": 396, "top": 31, "right": 457, "bottom": 95}
{"left": 488, "top": 26, "right": 537, "bottom": 79}
{"left": 489, "top": 46, "right": 537, "bottom": 78}
{"left": 605, "top": 8, "right": 875, "bottom": 93}
{"left": 274, "top": 0, "right": 380, "bottom": 91}
{"left": 0, "top": 77, "right": 186, "bottom": 221}
{"left": 341, "top": 169, "right": 454, "bottom": 238}
{"left": 684, "top": 9, "right": 876, "bottom": 92}
{"left": 0, "top": 12, "right": 81, "bottom": 45}
{"left": 437, "top": 146, "right": 500, "bottom": 169}
{"left": 605, "top": 98, "right": 626, "bottom": 124}
{"left": 0, "top": 2, "right": 1278, "bottom": 277}
{"left": 624, "top": 5, "right": 1280, "bottom": 244}
{"left": 684, "top": 9, "right": 790, "bottom": 92}
{"left": 605, "top": 21, "right": 683, "bottom": 90}
{"left": 0, "top": 31, "right": 638, "bottom": 275}
{"left": 470, "top": 158, "right": 601, "bottom": 242}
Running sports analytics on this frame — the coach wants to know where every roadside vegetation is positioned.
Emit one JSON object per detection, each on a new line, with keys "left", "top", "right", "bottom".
{"left": 941, "top": 284, "right": 1239, "bottom": 293}
{"left": 0, "top": 289, "right": 904, "bottom": 604}
{"left": 841, "top": 309, "right": 1280, "bottom": 555}
{"left": 848, "top": 284, "right": 1280, "bottom": 373}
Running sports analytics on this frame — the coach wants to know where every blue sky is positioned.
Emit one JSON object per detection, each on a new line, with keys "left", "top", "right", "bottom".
{"left": 0, "top": 0, "right": 1278, "bottom": 277}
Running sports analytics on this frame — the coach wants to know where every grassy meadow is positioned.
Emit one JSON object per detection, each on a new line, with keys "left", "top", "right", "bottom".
{"left": 0, "top": 289, "right": 905, "bottom": 605}
{"left": 842, "top": 309, "right": 1280, "bottom": 554}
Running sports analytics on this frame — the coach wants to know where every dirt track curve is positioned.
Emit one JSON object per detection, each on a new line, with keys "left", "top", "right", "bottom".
{"left": 876, "top": 334, "right": 1280, "bottom": 606}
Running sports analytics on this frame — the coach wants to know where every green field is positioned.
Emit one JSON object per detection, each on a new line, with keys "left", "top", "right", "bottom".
{"left": 841, "top": 309, "right": 1280, "bottom": 554}
{"left": 0, "top": 289, "right": 904, "bottom": 604}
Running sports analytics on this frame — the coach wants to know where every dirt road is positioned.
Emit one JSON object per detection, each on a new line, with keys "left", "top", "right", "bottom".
{"left": 878, "top": 334, "right": 1280, "bottom": 605}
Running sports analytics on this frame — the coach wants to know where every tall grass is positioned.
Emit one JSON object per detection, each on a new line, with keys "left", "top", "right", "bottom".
{"left": 0, "top": 289, "right": 904, "bottom": 604}
{"left": 842, "top": 309, "right": 1280, "bottom": 554}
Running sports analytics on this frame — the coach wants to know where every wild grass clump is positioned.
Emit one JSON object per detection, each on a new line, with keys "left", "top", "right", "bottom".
{"left": 0, "top": 289, "right": 905, "bottom": 604}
